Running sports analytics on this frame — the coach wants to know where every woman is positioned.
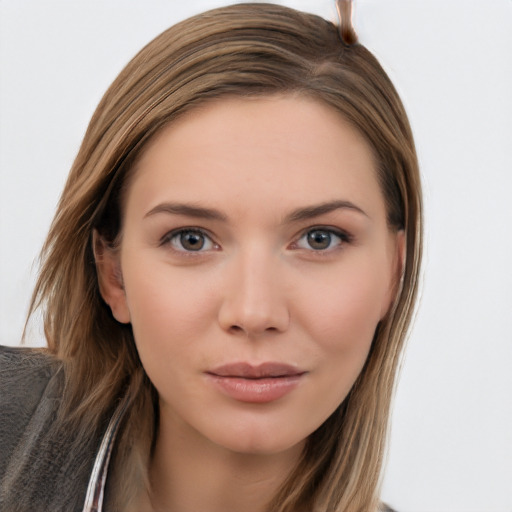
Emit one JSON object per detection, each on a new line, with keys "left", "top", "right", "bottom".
{"left": 0, "top": 2, "right": 422, "bottom": 511}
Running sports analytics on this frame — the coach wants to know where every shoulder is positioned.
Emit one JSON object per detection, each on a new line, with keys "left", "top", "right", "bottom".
{"left": 0, "top": 346, "right": 106, "bottom": 511}
{"left": 0, "top": 346, "right": 94, "bottom": 511}
{"left": 0, "top": 344, "right": 60, "bottom": 407}
{"left": 0, "top": 344, "right": 57, "bottom": 374}
{"left": 0, "top": 345, "right": 61, "bottom": 476}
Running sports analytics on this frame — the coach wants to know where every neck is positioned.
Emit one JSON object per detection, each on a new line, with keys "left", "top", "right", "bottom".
{"left": 142, "top": 406, "right": 304, "bottom": 512}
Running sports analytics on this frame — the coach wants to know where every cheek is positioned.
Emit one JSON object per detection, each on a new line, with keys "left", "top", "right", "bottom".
{"left": 120, "top": 258, "right": 219, "bottom": 362}
{"left": 299, "top": 260, "right": 388, "bottom": 351}
{"left": 299, "top": 257, "right": 389, "bottom": 367}
{"left": 295, "top": 266, "right": 387, "bottom": 413}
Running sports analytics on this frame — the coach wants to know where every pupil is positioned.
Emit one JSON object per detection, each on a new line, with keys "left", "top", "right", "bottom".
{"left": 181, "top": 232, "right": 204, "bottom": 251}
{"left": 308, "top": 230, "right": 331, "bottom": 250}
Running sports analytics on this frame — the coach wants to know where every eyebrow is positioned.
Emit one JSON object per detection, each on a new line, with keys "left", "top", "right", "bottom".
{"left": 144, "top": 202, "right": 228, "bottom": 221}
{"left": 285, "top": 200, "right": 369, "bottom": 222}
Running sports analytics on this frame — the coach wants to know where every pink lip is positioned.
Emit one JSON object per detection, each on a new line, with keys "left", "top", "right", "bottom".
{"left": 205, "top": 362, "right": 306, "bottom": 403}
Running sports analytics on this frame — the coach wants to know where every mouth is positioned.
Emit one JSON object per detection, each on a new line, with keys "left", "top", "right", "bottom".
{"left": 205, "top": 362, "right": 307, "bottom": 403}
{"left": 208, "top": 362, "right": 305, "bottom": 379}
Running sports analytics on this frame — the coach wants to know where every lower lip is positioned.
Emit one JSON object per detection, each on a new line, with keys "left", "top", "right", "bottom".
{"left": 206, "top": 374, "right": 304, "bottom": 403}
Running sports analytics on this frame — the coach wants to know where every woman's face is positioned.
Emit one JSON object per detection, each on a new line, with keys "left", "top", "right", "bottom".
{"left": 99, "top": 95, "right": 402, "bottom": 455}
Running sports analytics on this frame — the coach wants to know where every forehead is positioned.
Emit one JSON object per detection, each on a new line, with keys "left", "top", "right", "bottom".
{"left": 125, "top": 95, "right": 385, "bottom": 222}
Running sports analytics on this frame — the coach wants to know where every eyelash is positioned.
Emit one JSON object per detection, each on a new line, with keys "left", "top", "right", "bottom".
{"left": 160, "top": 226, "right": 352, "bottom": 254}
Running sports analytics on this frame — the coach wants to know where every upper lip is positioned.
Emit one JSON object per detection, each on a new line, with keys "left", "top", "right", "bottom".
{"left": 207, "top": 362, "right": 305, "bottom": 379}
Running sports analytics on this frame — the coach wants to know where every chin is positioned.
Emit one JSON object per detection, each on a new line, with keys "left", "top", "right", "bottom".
{"left": 201, "top": 419, "right": 308, "bottom": 457}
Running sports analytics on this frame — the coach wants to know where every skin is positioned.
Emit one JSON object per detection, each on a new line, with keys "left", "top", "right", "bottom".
{"left": 96, "top": 95, "right": 404, "bottom": 512}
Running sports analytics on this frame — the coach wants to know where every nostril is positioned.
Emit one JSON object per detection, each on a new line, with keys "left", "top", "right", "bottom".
{"left": 228, "top": 324, "right": 280, "bottom": 336}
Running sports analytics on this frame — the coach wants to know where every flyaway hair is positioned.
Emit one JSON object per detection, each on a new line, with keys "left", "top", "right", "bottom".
{"left": 336, "top": 0, "right": 358, "bottom": 45}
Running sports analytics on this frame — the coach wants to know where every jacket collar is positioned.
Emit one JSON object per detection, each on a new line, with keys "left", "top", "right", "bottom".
{"left": 82, "top": 394, "right": 130, "bottom": 512}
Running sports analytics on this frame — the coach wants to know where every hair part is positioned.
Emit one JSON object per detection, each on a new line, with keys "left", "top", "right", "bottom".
{"left": 27, "top": 3, "right": 422, "bottom": 511}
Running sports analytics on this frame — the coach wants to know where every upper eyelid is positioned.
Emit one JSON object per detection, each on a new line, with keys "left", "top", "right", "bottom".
{"left": 161, "top": 226, "right": 213, "bottom": 238}
{"left": 294, "top": 225, "right": 352, "bottom": 241}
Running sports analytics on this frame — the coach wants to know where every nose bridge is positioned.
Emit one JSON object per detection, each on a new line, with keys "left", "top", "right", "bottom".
{"left": 218, "top": 244, "right": 289, "bottom": 336}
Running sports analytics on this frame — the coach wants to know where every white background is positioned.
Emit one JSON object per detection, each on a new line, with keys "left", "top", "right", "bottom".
{"left": 1, "top": 1, "right": 511, "bottom": 511}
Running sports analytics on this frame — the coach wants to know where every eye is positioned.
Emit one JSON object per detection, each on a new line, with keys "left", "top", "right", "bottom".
{"left": 164, "top": 229, "right": 217, "bottom": 252}
{"left": 295, "top": 228, "right": 349, "bottom": 251}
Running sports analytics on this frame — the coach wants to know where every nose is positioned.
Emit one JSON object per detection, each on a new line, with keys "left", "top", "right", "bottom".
{"left": 217, "top": 250, "right": 290, "bottom": 337}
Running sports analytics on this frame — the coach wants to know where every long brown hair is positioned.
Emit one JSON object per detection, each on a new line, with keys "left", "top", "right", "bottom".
{"left": 28, "top": 3, "right": 422, "bottom": 511}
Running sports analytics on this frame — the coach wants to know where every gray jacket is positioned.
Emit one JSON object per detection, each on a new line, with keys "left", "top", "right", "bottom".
{"left": 0, "top": 345, "right": 105, "bottom": 511}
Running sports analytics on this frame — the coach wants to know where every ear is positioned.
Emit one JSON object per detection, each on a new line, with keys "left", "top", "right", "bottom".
{"left": 380, "top": 229, "right": 406, "bottom": 319}
{"left": 92, "top": 230, "right": 131, "bottom": 324}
